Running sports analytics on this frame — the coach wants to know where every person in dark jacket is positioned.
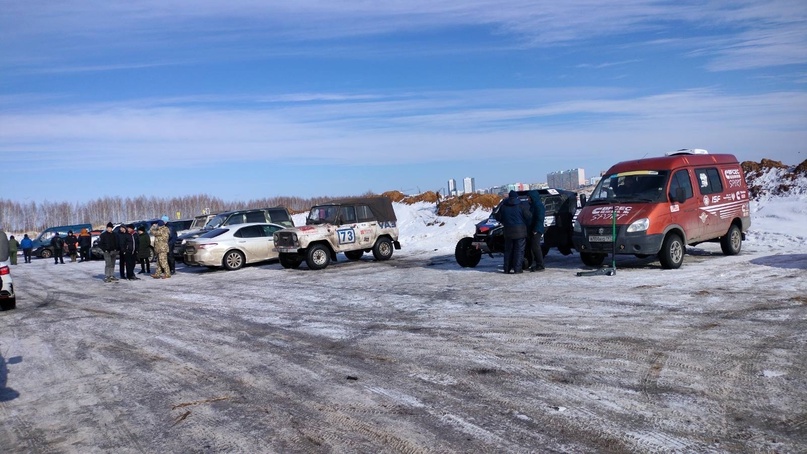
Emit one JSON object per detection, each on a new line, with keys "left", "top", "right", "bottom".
{"left": 493, "top": 190, "right": 532, "bottom": 274}
{"left": 137, "top": 226, "right": 151, "bottom": 275}
{"left": 20, "top": 234, "right": 33, "bottom": 263}
{"left": 98, "top": 223, "right": 120, "bottom": 282}
{"left": 116, "top": 225, "right": 128, "bottom": 279}
{"left": 78, "top": 228, "right": 92, "bottom": 262}
{"left": 165, "top": 216, "right": 178, "bottom": 274}
{"left": 527, "top": 190, "right": 546, "bottom": 272}
{"left": 50, "top": 232, "right": 65, "bottom": 264}
{"left": 121, "top": 224, "right": 140, "bottom": 280}
{"left": 65, "top": 230, "right": 79, "bottom": 262}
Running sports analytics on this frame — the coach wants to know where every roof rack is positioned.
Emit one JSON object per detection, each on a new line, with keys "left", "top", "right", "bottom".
{"left": 665, "top": 148, "right": 709, "bottom": 156}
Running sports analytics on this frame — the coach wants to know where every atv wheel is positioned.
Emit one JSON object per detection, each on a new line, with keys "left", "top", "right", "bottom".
{"left": 580, "top": 252, "right": 606, "bottom": 267}
{"left": 306, "top": 244, "right": 331, "bottom": 270}
{"left": 720, "top": 224, "right": 742, "bottom": 256}
{"left": 455, "top": 237, "right": 482, "bottom": 268}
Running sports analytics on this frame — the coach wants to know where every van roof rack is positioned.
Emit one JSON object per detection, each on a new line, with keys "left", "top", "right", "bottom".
{"left": 665, "top": 148, "right": 709, "bottom": 156}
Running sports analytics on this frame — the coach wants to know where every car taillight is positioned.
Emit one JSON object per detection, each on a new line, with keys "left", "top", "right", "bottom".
{"left": 0, "top": 266, "right": 9, "bottom": 276}
{"left": 198, "top": 243, "right": 217, "bottom": 249}
{"left": 478, "top": 226, "right": 490, "bottom": 233}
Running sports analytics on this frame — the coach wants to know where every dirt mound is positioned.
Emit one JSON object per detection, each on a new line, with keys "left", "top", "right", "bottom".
{"left": 381, "top": 191, "right": 406, "bottom": 203}
{"left": 437, "top": 193, "right": 501, "bottom": 217}
{"left": 743, "top": 158, "right": 807, "bottom": 199}
{"left": 403, "top": 191, "right": 440, "bottom": 204}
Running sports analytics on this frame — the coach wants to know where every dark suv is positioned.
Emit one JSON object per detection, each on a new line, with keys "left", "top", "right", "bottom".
{"left": 454, "top": 188, "right": 579, "bottom": 268}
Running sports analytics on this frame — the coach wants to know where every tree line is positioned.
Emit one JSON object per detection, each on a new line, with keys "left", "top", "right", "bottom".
{"left": 0, "top": 192, "right": 375, "bottom": 233}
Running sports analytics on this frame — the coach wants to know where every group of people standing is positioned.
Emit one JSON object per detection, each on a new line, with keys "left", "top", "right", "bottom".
{"left": 494, "top": 190, "right": 546, "bottom": 274}
{"left": 95, "top": 217, "right": 177, "bottom": 283}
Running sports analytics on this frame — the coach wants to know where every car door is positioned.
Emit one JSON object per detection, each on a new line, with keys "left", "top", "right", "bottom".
{"left": 353, "top": 204, "right": 378, "bottom": 249}
{"left": 333, "top": 206, "right": 362, "bottom": 251}
{"left": 694, "top": 167, "right": 725, "bottom": 240}
{"left": 668, "top": 168, "right": 702, "bottom": 243}
{"left": 261, "top": 225, "right": 282, "bottom": 260}
{"left": 233, "top": 225, "right": 270, "bottom": 262}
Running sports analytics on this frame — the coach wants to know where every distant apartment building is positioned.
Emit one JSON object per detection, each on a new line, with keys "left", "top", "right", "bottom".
{"left": 547, "top": 168, "right": 586, "bottom": 190}
{"left": 463, "top": 177, "right": 475, "bottom": 195}
{"left": 447, "top": 179, "right": 457, "bottom": 196}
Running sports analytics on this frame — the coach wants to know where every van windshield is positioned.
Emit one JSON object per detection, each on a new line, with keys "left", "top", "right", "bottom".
{"left": 589, "top": 170, "right": 669, "bottom": 204}
{"left": 205, "top": 214, "right": 228, "bottom": 229}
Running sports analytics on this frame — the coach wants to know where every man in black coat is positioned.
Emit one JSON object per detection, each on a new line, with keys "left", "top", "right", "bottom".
{"left": 120, "top": 224, "right": 140, "bottom": 280}
{"left": 50, "top": 233, "right": 65, "bottom": 264}
{"left": 494, "top": 190, "right": 532, "bottom": 274}
{"left": 98, "top": 223, "right": 120, "bottom": 282}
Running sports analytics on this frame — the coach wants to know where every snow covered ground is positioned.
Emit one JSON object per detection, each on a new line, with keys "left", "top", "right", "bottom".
{"left": 1, "top": 178, "right": 806, "bottom": 452}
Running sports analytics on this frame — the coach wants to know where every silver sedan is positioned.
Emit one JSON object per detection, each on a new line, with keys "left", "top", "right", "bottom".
{"left": 183, "top": 223, "right": 284, "bottom": 271}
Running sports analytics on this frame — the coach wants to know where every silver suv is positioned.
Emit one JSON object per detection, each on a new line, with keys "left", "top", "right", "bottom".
{"left": 273, "top": 197, "right": 401, "bottom": 270}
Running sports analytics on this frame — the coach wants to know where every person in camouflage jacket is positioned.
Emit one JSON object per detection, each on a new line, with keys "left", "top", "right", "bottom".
{"left": 149, "top": 220, "right": 171, "bottom": 278}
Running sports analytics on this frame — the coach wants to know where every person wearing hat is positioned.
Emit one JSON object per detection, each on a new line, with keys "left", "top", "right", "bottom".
{"left": 78, "top": 228, "right": 93, "bottom": 262}
{"left": 149, "top": 219, "right": 171, "bottom": 279}
{"left": 136, "top": 225, "right": 151, "bottom": 275}
{"left": 493, "top": 190, "right": 532, "bottom": 274}
{"left": 50, "top": 232, "right": 65, "bottom": 264}
{"left": 120, "top": 224, "right": 140, "bottom": 280}
{"left": 20, "top": 234, "right": 33, "bottom": 263}
{"left": 98, "top": 223, "right": 120, "bottom": 282}
{"left": 65, "top": 230, "right": 79, "bottom": 262}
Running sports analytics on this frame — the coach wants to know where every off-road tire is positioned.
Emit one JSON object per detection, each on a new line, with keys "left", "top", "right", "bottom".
{"left": 344, "top": 250, "right": 364, "bottom": 261}
{"left": 0, "top": 298, "right": 15, "bottom": 311}
{"left": 455, "top": 237, "right": 482, "bottom": 268}
{"left": 720, "top": 224, "right": 742, "bottom": 256}
{"left": 581, "top": 252, "right": 606, "bottom": 267}
{"left": 372, "top": 238, "right": 394, "bottom": 261}
{"left": 223, "top": 250, "right": 245, "bottom": 271}
{"left": 658, "top": 233, "right": 685, "bottom": 269}
{"left": 306, "top": 244, "right": 331, "bottom": 270}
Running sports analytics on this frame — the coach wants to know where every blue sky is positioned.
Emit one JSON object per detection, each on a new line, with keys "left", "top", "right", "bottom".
{"left": 2, "top": 1, "right": 806, "bottom": 204}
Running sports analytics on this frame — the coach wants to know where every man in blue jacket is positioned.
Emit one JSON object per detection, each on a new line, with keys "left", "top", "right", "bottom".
{"left": 528, "top": 190, "right": 546, "bottom": 272}
{"left": 494, "top": 191, "right": 532, "bottom": 274}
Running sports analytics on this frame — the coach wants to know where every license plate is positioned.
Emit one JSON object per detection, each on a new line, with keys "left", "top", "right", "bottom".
{"left": 589, "top": 235, "right": 613, "bottom": 243}
{"left": 276, "top": 247, "right": 297, "bottom": 253}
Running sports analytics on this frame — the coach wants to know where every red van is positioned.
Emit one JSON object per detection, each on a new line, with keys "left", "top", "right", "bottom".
{"left": 573, "top": 149, "right": 751, "bottom": 269}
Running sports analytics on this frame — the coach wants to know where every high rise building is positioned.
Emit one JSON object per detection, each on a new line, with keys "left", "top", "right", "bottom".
{"left": 547, "top": 168, "right": 586, "bottom": 190}
{"left": 463, "top": 177, "right": 475, "bottom": 194}
{"left": 447, "top": 178, "right": 457, "bottom": 196}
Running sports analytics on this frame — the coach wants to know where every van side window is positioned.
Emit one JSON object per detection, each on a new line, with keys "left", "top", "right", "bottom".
{"left": 695, "top": 168, "right": 724, "bottom": 195}
{"left": 669, "top": 170, "right": 693, "bottom": 201}
{"left": 356, "top": 205, "right": 374, "bottom": 222}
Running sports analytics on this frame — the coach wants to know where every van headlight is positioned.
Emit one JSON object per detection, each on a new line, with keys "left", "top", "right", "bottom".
{"left": 627, "top": 218, "right": 649, "bottom": 233}
{"left": 573, "top": 219, "right": 582, "bottom": 233}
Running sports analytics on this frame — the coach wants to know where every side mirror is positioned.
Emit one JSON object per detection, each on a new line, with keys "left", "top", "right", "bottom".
{"left": 578, "top": 193, "right": 587, "bottom": 208}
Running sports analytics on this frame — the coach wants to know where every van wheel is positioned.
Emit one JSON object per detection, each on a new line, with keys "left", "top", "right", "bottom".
{"left": 658, "top": 233, "right": 684, "bottom": 269}
{"left": 222, "top": 250, "right": 245, "bottom": 271}
{"left": 306, "top": 244, "right": 330, "bottom": 270}
{"left": 455, "top": 237, "right": 482, "bottom": 268}
{"left": 580, "top": 252, "right": 605, "bottom": 267}
{"left": 149, "top": 247, "right": 155, "bottom": 262}
{"left": 344, "top": 250, "right": 363, "bottom": 261}
{"left": 279, "top": 253, "right": 302, "bottom": 269}
{"left": 41, "top": 249, "right": 52, "bottom": 259}
{"left": 720, "top": 224, "right": 742, "bottom": 256}
{"left": 372, "top": 238, "right": 394, "bottom": 261}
